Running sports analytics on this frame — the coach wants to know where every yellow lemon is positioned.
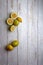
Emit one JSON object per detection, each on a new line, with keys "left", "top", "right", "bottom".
{"left": 7, "top": 18, "right": 13, "bottom": 25}
{"left": 11, "top": 40, "right": 19, "bottom": 47}
{"left": 6, "top": 44, "right": 14, "bottom": 51}
{"left": 11, "top": 12, "right": 17, "bottom": 19}
{"left": 14, "top": 20, "right": 19, "bottom": 26}
{"left": 16, "top": 17, "right": 22, "bottom": 22}
{"left": 10, "top": 25, "right": 16, "bottom": 32}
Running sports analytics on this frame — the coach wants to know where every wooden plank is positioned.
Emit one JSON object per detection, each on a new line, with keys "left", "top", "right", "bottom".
{"left": 0, "top": 0, "right": 8, "bottom": 65}
{"left": 38, "top": 0, "right": 43, "bottom": 65}
{"left": 17, "top": 0, "right": 28, "bottom": 65}
{"left": 27, "top": 0, "right": 38, "bottom": 65}
{"left": 7, "top": 0, "right": 18, "bottom": 65}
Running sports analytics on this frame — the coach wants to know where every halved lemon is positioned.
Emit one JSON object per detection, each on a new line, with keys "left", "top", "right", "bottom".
{"left": 7, "top": 18, "right": 13, "bottom": 25}
{"left": 14, "top": 20, "right": 19, "bottom": 26}
{"left": 11, "top": 40, "right": 19, "bottom": 47}
{"left": 10, "top": 25, "right": 16, "bottom": 32}
{"left": 16, "top": 17, "right": 22, "bottom": 22}
{"left": 6, "top": 44, "right": 14, "bottom": 51}
{"left": 11, "top": 12, "right": 17, "bottom": 19}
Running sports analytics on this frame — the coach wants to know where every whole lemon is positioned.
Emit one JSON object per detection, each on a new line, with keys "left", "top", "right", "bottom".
{"left": 6, "top": 44, "right": 14, "bottom": 51}
{"left": 11, "top": 40, "right": 19, "bottom": 47}
{"left": 13, "top": 20, "right": 19, "bottom": 26}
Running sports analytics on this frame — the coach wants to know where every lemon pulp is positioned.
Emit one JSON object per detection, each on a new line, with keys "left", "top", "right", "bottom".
{"left": 7, "top": 18, "right": 13, "bottom": 25}
{"left": 16, "top": 17, "right": 22, "bottom": 22}
{"left": 10, "top": 25, "right": 16, "bottom": 32}
{"left": 11, "top": 12, "right": 17, "bottom": 19}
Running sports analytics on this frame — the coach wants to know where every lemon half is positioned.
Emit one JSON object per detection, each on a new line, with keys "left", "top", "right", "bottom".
{"left": 7, "top": 18, "right": 13, "bottom": 25}
{"left": 11, "top": 12, "right": 17, "bottom": 19}
{"left": 10, "top": 25, "right": 16, "bottom": 32}
{"left": 16, "top": 17, "right": 22, "bottom": 22}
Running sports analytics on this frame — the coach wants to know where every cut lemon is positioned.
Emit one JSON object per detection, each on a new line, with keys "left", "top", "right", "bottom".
{"left": 10, "top": 25, "right": 16, "bottom": 32}
{"left": 14, "top": 20, "right": 19, "bottom": 26}
{"left": 7, "top": 18, "right": 13, "bottom": 25}
{"left": 11, "top": 12, "right": 17, "bottom": 19}
{"left": 11, "top": 40, "right": 19, "bottom": 47}
{"left": 16, "top": 17, "right": 22, "bottom": 22}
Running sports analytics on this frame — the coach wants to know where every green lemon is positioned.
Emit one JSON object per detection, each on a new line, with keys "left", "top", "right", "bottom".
{"left": 6, "top": 44, "right": 14, "bottom": 51}
{"left": 13, "top": 20, "right": 19, "bottom": 26}
{"left": 11, "top": 40, "right": 19, "bottom": 47}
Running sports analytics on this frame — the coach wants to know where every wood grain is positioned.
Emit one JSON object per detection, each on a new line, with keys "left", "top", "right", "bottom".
{"left": 27, "top": 0, "right": 38, "bottom": 65}
{"left": 38, "top": 0, "right": 43, "bottom": 65}
{"left": 0, "top": 0, "right": 8, "bottom": 65}
{"left": 7, "top": 0, "right": 18, "bottom": 65}
{"left": 17, "top": 0, "right": 28, "bottom": 65}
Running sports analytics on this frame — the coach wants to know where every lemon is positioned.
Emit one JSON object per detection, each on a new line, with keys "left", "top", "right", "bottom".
{"left": 11, "top": 40, "right": 19, "bottom": 47}
{"left": 16, "top": 17, "right": 22, "bottom": 22}
{"left": 11, "top": 12, "right": 17, "bottom": 19}
{"left": 6, "top": 44, "right": 14, "bottom": 51}
{"left": 10, "top": 25, "right": 16, "bottom": 32}
{"left": 14, "top": 20, "right": 19, "bottom": 26}
{"left": 7, "top": 18, "right": 13, "bottom": 25}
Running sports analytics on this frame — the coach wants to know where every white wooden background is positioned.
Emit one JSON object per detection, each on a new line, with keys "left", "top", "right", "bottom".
{"left": 0, "top": 0, "right": 43, "bottom": 65}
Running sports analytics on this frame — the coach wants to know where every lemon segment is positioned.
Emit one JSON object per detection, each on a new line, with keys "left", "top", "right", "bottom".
{"left": 16, "top": 17, "right": 22, "bottom": 22}
{"left": 7, "top": 18, "right": 13, "bottom": 25}
{"left": 14, "top": 20, "right": 19, "bottom": 26}
{"left": 11, "top": 12, "right": 17, "bottom": 19}
{"left": 6, "top": 44, "right": 14, "bottom": 51}
{"left": 11, "top": 40, "right": 19, "bottom": 47}
{"left": 10, "top": 25, "right": 16, "bottom": 32}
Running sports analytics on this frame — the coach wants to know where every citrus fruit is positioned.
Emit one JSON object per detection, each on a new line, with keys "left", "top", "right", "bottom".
{"left": 11, "top": 12, "right": 17, "bottom": 19}
{"left": 16, "top": 17, "right": 22, "bottom": 22}
{"left": 7, "top": 18, "right": 13, "bottom": 25}
{"left": 6, "top": 44, "right": 14, "bottom": 51}
{"left": 13, "top": 20, "right": 19, "bottom": 26}
{"left": 11, "top": 40, "right": 19, "bottom": 47}
{"left": 10, "top": 25, "right": 16, "bottom": 32}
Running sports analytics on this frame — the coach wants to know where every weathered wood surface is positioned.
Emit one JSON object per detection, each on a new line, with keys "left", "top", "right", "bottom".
{"left": 0, "top": 0, "right": 43, "bottom": 65}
